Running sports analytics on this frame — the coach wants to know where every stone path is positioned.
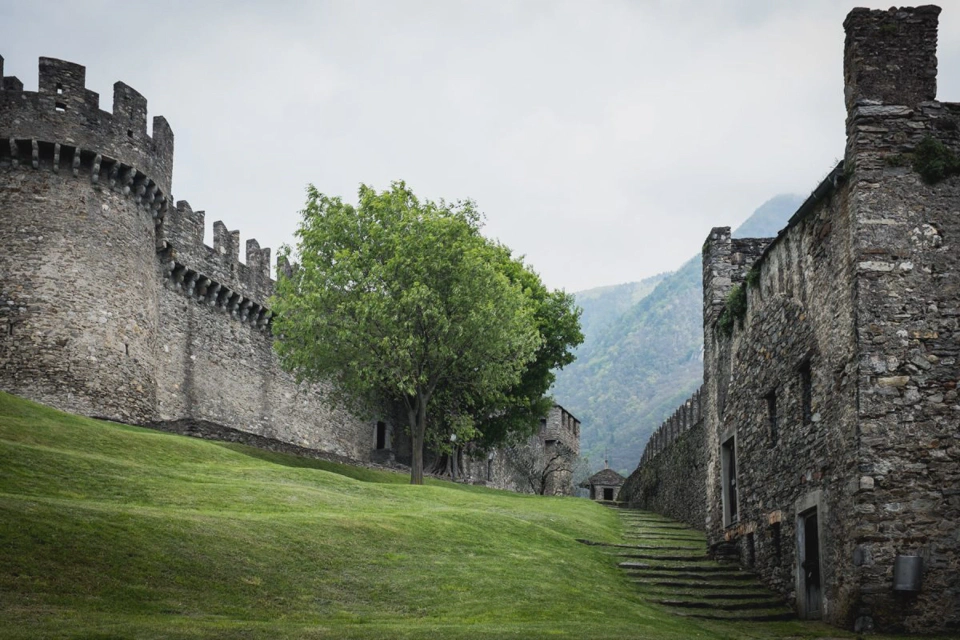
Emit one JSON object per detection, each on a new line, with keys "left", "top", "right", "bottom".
{"left": 581, "top": 506, "right": 796, "bottom": 622}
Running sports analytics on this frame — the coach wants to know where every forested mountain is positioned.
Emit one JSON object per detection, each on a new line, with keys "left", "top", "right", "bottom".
{"left": 574, "top": 274, "right": 668, "bottom": 345}
{"left": 554, "top": 194, "right": 804, "bottom": 474}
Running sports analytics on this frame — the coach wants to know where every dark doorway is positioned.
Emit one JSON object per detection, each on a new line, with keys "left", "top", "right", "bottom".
{"left": 798, "top": 508, "right": 822, "bottom": 619}
{"left": 603, "top": 487, "right": 614, "bottom": 501}
{"left": 375, "top": 421, "right": 387, "bottom": 450}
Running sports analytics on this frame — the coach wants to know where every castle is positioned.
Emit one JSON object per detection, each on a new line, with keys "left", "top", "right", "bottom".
{"left": 0, "top": 54, "right": 579, "bottom": 494}
{"left": 621, "top": 6, "right": 960, "bottom": 633}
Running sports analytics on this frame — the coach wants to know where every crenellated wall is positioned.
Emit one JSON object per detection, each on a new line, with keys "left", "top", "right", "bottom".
{"left": 619, "top": 388, "right": 706, "bottom": 530}
{"left": 0, "top": 55, "right": 375, "bottom": 461}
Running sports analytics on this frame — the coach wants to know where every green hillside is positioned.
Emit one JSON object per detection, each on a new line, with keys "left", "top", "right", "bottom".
{"left": 556, "top": 195, "right": 804, "bottom": 474}
{"left": 0, "top": 391, "right": 835, "bottom": 639}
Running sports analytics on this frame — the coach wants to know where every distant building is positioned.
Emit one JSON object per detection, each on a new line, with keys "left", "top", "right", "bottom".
{"left": 582, "top": 466, "right": 625, "bottom": 502}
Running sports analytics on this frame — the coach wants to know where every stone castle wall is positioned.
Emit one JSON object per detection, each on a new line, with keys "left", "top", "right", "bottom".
{"left": 618, "top": 6, "right": 960, "bottom": 633}
{"left": 0, "top": 55, "right": 374, "bottom": 461}
{"left": 619, "top": 389, "right": 706, "bottom": 531}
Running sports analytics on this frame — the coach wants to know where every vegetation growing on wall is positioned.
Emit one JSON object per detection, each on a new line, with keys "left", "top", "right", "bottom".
{"left": 745, "top": 264, "right": 762, "bottom": 289}
{"left": 912, "top": 135, "right": 960, "bottom": 184}
{"left": 717, "top": 284, "right": 747, "bottom": 337}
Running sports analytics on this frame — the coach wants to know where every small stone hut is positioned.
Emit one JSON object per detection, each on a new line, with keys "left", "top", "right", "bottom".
{"left": 582, "top": 467, "right": 626, "bottom": 502}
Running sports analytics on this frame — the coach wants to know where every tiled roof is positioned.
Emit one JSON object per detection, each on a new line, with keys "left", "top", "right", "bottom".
{"left": 586, "top": 468, "right": 626, "bottom": 486}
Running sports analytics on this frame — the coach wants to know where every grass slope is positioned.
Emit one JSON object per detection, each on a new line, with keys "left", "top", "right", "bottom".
{"left": 2, "top": 392, "right": 839, "bottom": 639}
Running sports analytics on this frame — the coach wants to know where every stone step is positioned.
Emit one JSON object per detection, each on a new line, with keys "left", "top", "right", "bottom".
{"left": 646, "top": 590, "right": 777, "bottom": 601}
{"left": 612, "top": 508, "right": 796, "bottom": 623}
{"left": 659, "top": 598, "right": 785, "bottom": 611}
{"left": 682, "top": 610, "right": 797, "bottom": 622}
{"left": 619, "top": 563, "right": 754, "bottom": 575}
{"left": 628, "top": 575, "right": 761, "bottom": 586}
{"left": 576, "top": 539, "right": 702, "bottom": 551}
{"left": 630, "top": 579, "right": 767, "bottom": 590}
{"left": 623, "top": 535, "right": 704, "bottom": 542}
{"left": 616, "top": 553, "right": 712, "bottom": 562}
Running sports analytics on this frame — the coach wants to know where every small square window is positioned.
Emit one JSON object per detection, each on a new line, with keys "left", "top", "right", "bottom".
{"left": 127, "top": 129, "right": 134, "bottom": 138}
{"left": 55, "top": 102, "right": 66, "bottom": 113}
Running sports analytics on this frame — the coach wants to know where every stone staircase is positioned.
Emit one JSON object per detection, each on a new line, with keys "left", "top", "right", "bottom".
{"left": 582, "top": 506, "right": 796, "bottom": 622}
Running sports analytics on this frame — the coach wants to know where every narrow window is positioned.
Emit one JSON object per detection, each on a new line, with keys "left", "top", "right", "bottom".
{"left": 745, "top": 532, "right": 756, "bottom": 567}
{"left": 486, "top": 457, "right": 493, "bottom": 482}
{"left": 127, "top": 129, "right": 134, "bottom": 138}
{"left": 766, "top": 390, "right": 778, "bottom": 444}
{"left": 56, "top": 82, "right": 63, "bottom": 95}
{"left": 721, "top": 436, "right": 738, "bottom": 526}
{"left": 771, "top": 522, "right": 782, "bottom": 562}
{"left": 799, "top": 361, "right": 813, "bottom": 425}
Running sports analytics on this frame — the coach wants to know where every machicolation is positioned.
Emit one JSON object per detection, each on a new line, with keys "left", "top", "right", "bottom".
{"left": 0, "top": 54, "right": 372, "bottom": 458}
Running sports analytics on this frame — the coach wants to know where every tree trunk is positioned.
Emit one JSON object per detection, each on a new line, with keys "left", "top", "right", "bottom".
{"left": 409, "top": 398, "right": 427, "bottom": 485}
{"left": 451, "top": 445, "right": 460, "bottom": 481}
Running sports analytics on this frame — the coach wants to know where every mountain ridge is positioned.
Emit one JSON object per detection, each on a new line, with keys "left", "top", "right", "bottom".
{"left": 555, "top": 194, "right": 805, "bottom": 473}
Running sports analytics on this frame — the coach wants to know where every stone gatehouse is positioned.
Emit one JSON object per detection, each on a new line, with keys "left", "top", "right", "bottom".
{"left": 621, "top": 5, "right": 960, "bottom": 633}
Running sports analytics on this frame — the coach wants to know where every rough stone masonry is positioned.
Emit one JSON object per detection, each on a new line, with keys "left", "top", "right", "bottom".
{"left": 0, "top": 56, "right": 373, "bottom": 459}
{"left": 620, "top": 5, "right": 960, "bottom": 634}
{"left": 0, "top": 56, "right": 580, "bottom": 492}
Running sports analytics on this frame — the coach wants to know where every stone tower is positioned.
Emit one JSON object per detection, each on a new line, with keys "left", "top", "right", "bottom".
{"left": 0, "top": 57, "right": 174, "bottom": 423}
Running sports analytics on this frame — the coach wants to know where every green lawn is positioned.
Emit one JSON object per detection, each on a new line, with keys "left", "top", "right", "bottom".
{"left": 0, "top": 391, "right": 848, "bottom": 639}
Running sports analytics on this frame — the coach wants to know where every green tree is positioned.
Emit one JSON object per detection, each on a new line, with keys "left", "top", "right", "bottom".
{"left": 422, "top": 248, "right": 583, "bottom": 477}
{"left": 470, "top": 248, "right": 583, "bottom": 451}
{"left": 271, "top": 182, "right": 542, "bottom": 484}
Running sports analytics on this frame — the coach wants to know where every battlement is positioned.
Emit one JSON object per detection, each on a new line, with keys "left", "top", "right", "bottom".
{"left": 0, "top": 55, "right": 174, "bottom": 195}
{"left": 638, "top": 387, "right": 703, "bottom": 467}
{"left": 158, "top": 200, "right": 276, "bottom": 329}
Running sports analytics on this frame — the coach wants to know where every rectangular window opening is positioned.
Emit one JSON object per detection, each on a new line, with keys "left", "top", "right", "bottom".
{"left": 766, "top": 390, "right": 778, "bottom": 444}
{"left": 799, "top": 361, "right": 813, "bottom": 425}
{"left": 127, "top": 129, "right": 134, "bottom": 138}
{"left": 721, "top": 436, "right": 738, "bottom": 526}
{"left": 771, "top": 522, "right": 782, "bottom": 562}
{"left": 55, "top": 102, "right": 66, "bottom": 113}
{"left": 745, "top": 532, "right": 756, "bottom": 567}
{"left": 56, "top": 82, "right": 63, "bottom": 94}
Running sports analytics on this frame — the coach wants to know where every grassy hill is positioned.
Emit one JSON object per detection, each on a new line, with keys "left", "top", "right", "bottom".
{"left": 556, "top": 195, "right": 804, "bottom": 474}
{"left": 0, "top": 391, "right": 844, "bottom": 639}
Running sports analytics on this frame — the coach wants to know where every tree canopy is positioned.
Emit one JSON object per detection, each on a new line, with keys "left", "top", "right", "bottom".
{"left": 272, "top": 182, "right": 579, "bottom": 484}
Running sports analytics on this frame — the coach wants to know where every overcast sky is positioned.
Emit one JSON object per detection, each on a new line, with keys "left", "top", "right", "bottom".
{"left": 3, "top": 1, "right": 959, "bottom": 292}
